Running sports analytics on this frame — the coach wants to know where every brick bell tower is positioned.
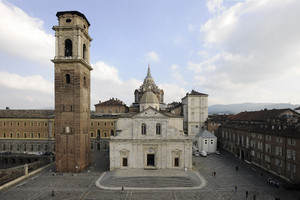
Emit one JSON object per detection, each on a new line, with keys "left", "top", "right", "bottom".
{"left": 52, "top": 11, "right": 92, "bottom": 172}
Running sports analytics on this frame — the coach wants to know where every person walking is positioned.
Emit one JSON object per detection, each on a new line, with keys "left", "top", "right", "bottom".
{"left": 234, "top": 186, "right": 237, "bottom": 192}
{"left": 246, "top": 191, "right": 248, "bottom": 198}
{"left": 253, "top": 194, "right": 256, "bottom": 200}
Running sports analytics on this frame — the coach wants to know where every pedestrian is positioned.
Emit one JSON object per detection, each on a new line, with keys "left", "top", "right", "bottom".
{"left": 253, "top": 194, "right": 256, "bottom": 200}
{"left": 121, "top": 186, "right": 124, "bottom": 193}
{"left": 246, "top": 191, "right": 248, "bottom": 198}
{"left": 51, "top": 189, "right": 55, "bottom": 197}
{"left": 214, "top": 171, "right": 216, "bottom": 176}
{"left": 234, "top": 186, "right": 237, "bottom": 192}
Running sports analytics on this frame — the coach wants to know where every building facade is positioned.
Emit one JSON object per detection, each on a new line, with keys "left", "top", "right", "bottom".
{"left": 94, "top": 98, "right": 129, "bottom": 114}
{"left": 219, "top": 109, "right": 300, "bottom": 183}
{"left": 0, "top": 110, "right": 117, "bottom": 154}
{"left": 182, "top": 90, "right": 208, "bottom": 137}
{"left": 110, "top": 107, "right": 192, "bottom": 170}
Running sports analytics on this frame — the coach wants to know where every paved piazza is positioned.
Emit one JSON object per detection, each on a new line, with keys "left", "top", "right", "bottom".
{"left": 0, "top": 150, "right": 299, "bottom": 200}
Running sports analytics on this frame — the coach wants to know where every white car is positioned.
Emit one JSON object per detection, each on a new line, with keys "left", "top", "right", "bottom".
{"left": 200, "top": 151, "right": 207, "bottom": 157}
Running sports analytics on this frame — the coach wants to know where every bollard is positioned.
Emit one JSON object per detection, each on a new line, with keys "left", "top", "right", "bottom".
{"left": 24, "top": 163, "right": 28, "bottom": 178}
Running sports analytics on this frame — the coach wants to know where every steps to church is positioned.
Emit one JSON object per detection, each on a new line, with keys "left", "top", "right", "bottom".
{"left": 95, "top": 169, "right": 206, "bottom": 190}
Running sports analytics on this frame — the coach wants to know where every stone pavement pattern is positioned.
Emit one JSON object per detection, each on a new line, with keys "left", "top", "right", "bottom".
{"left": 0, "top": 150, "right": 299, "bottom": 200}
{"left": 98, "top": 169, "right": 203, "bottom": 188}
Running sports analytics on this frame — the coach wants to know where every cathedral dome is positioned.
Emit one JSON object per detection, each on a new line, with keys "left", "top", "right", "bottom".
{"left": 140, "top": 91, "right": 159, "bottom": 104}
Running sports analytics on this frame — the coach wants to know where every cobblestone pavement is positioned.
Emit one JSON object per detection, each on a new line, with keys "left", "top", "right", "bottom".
{"left": 0, "top": 150, "right": 299, "bottom": 200}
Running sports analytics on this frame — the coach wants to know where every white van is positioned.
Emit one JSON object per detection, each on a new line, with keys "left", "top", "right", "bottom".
{"left": 200, "top": 151, "right": 207, "bottom": 157}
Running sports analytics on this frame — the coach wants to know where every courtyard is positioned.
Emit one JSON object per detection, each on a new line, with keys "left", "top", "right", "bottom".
{"left": 0, "top": 150, "right": 299, "bottom": 200}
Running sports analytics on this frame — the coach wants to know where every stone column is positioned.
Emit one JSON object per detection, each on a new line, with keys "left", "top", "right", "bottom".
{"left": 24, "top": 163, "right": 28, "bottom": 178}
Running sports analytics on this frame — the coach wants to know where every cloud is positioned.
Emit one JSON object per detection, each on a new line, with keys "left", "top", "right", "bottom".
{"left": 188, "top": 24, "right": 195, "bottom": 32}
{"left": 92, "top": 61, "right": 122, "bottom": 84}
{"left": 0, "top": 71, "right": 53, "bottom": 94}
{"left": 197, "top": 50, "right": 209, "bottom": 57}
{"left": 144, "top": 51, "right": 160, "bottom": 63}
{"left": 188, "top": 54, "right": 219, "bottom": 73}
{"left": 91, "top": 61, "right": 142, "bottom": 107}
{"left": 158, "top": 83, "right": 187, "bottom": 103}
{"left": 193, "top": 0, "right": 300, "bottom": 104}
{"left": 170, "top": 64, "right": 179, "bottom": 71}
{"left": 170, "top": 64, "right": 186, "bottom": 84}
{"left": 0, "top": 1, "right": 54, "bottom": 67}
{"left": 206, "top": 0, "right": 225, "bottom": 14}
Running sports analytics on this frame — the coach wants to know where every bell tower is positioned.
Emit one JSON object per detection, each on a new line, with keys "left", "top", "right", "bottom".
{"left": 52, "top": 11, "right": 92, "bottom": 172}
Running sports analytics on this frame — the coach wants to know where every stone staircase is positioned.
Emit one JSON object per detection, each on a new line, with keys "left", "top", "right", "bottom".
{"left": 100, "top": 172, "right": 201, "bottom": 188}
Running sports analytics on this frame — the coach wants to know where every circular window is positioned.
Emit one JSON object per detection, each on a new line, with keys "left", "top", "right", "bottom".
{"left": 66, "top": 18, "right": 72, "bottom": 23}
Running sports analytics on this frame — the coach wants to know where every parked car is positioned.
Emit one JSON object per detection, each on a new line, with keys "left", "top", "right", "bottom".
{"left": 43, "top": 151, "right": 54, "bottom": 156}
{"left": 215, "top": 151, "right": 220, "bottom": 155}
{"left": 1, "top": 151, "right": 12, "bottom": 155}
{"left": 200, "top": 151, "right": 207, "bottom": 157}
{"left": 194, "top": 151, "right": 200, "bottom": 157}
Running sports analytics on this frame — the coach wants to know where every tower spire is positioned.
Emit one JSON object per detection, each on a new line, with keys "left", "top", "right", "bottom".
{"left": 147, "top": 64, "right": 152, "bottom": 78}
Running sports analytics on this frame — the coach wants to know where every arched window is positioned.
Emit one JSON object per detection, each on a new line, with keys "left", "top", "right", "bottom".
{"left": 97, "top": 129, "right": 100, "bottom": 138}
{"left": 156, "top": 123, "right": 161, "bottom": 135}
{"left": 141, "top": 123, "right": 147, "bottom": 135}
{"left": 91, "top": 132, "right": 94, "bottom": 137}
{"left": 111, "top": 130, "right": 114, "bottom": 136}
{"left": 65, "top": 39, "right": 72, "bottom": 57}
{"left": 83, "top": 44, "right": 86, "bottom": 59}
{"left": 66, "top": 74, "right": 71, "bottom": 84}
{"left": 83, "top": 76, "right": 86, "bottom": 86}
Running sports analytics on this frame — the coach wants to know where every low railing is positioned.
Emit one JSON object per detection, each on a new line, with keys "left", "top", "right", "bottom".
{"left": 0, "top": 158, "right": 51, "bottom": 186}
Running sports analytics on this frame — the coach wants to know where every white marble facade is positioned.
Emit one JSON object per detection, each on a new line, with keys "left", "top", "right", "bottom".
{"left": 109, "top": 107, "right": 193, "bottom": 170}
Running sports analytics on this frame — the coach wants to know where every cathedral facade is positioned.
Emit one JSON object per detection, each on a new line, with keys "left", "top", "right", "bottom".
{"left": 109, "top": 69, "right": 193, "bottom": 170}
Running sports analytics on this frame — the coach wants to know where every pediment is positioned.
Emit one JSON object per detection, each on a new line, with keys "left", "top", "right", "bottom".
{"left": 132, "top": 107, "right": 168, "bottom": 119}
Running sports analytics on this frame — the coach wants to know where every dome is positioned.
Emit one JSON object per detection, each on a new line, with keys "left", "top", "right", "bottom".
{"left": 140, "top": 91, "right": 159, "bottom": 104}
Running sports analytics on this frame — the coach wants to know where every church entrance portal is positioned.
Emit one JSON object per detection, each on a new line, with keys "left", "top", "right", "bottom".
{"left": 147, "top": 154, "right": 155, "bottom": 166}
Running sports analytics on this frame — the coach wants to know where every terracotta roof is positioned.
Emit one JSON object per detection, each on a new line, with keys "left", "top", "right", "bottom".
{"left": 0, "top": 110, "right": 54, "bottom": 119}
{"left": 94, "top": 98, "right": 127, "bottom": 107}
{"left": 230, "top": 109, "right": 298, "bottom": 121}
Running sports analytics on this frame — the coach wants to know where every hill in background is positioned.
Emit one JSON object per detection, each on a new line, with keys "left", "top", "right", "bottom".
{"left": 208, "top": 103, "right": 300, "bottom": 115}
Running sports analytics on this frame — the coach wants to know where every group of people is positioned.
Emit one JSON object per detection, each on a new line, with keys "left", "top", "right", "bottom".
{"left": 268, "top": 178, "right": 280, "bottom": 188}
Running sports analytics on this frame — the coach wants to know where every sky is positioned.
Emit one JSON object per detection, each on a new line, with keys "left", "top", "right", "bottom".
{"left": 0, "top": 0, "right": 300, "bottom": 110}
